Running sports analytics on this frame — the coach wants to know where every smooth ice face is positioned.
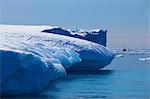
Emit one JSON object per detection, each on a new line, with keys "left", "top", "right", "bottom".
{"left": 68, "top": 44, "right": 115, "bottom": 72}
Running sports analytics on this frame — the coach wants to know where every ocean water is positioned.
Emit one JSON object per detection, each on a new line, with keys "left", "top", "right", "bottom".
{"left": 6, "top": 52, "right": 150, "bottom": 99}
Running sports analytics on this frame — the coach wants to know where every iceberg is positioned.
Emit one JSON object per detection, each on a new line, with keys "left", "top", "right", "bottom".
{"left": 42, "top": 27, "right": 107, "bottom": 46}
{"left": 0, "top": 25, "right": 114, "bottom": 70}
{"left": 139, "top": 57, "right": 150, "bottom": 61}
{"left": 0, "top": 25, "right": 114, "bottom": 96}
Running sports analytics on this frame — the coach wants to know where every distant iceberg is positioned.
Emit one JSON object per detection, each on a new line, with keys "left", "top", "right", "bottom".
{"left": 0, "top": 25, "right": 114, "bottom": 96}
{"left": 42, "top": 27, "right": 107, "bottom": 46}
{"left": 139, "top": 57, "right": 150, "bottom": 61}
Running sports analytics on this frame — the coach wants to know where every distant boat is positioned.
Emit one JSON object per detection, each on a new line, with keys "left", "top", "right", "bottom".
{"left": 122, "top": 48, "right": 127, "bottom": 52}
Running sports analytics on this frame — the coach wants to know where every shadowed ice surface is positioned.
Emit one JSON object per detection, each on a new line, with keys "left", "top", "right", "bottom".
{"left": 4, "top": 53, "right": 150, "bottom": 99}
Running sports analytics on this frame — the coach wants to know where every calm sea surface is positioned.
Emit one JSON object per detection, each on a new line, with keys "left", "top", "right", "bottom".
{"left": 8, "top": 53, "right": 150, "bottom": 99}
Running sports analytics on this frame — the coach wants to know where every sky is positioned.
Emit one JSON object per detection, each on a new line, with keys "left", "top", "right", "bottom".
{"left": 0, "top": 0, "right": 149, "bottom": 48}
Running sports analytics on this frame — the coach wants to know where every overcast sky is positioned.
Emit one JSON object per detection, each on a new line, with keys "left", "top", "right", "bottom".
{"left": 0, "top": 0, "right": 149, "bottom": 48}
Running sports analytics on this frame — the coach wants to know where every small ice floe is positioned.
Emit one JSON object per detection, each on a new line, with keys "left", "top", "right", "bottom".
{"left": 116, "top": 54, "right": 124, "bottom": 57}
{"left": 139, "top": 57, "right": 150, "bottom": 61}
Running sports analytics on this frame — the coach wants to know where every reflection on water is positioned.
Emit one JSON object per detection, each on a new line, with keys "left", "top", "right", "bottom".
{"left": 3, "top": 54, "right": 150, "bottom": 99}
{"left": 41, "top": 70, "right": 114, "bottom": 99}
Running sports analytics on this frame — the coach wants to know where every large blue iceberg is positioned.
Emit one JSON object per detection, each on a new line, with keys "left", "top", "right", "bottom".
{"left": 0, "top": 25, "right": 114, "bottom": 96}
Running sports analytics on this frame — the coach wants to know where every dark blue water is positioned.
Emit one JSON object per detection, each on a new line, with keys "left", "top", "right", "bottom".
{"left": 7, "top": 53, "right": 150, "bottom": 99}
